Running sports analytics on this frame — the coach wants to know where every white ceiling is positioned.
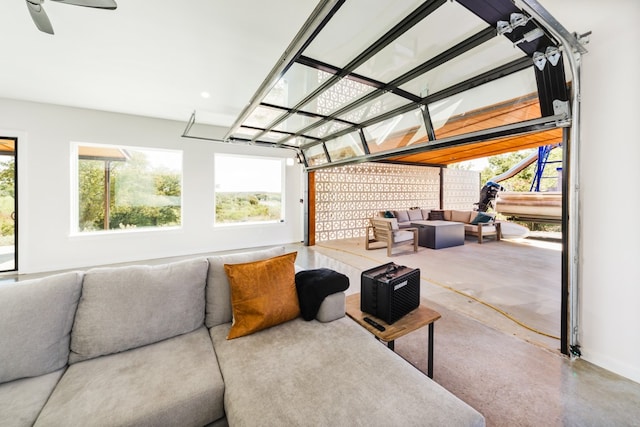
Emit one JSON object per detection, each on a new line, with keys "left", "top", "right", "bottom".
{"left": 0, "top": 0, "right": 319, "bottom": 129}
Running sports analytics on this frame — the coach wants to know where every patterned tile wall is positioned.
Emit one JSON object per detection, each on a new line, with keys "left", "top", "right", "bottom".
{"left": 442, "top": 168, "right": 481, "bottom": 210}
{"left": 314, "top": 163, "right": 480, "bottom": 242}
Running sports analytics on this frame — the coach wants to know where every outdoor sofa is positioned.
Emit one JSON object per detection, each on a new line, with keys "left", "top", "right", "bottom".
{"left": 381, "top": 208, "right": 502, "bottom": 243}
{"left": 0, "top": 246, "right": 485, "bottom": 426}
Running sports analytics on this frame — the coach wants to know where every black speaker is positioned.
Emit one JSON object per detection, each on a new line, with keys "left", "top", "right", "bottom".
{"left": 360, "top": 263, "right": 420, "bottom": 324}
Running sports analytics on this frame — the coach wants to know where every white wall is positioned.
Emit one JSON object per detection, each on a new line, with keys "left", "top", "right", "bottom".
{"left": 0, "top": 98, "right": 304, "bottom": 274}
{"left": 543, "top": 0, "right": 640, "bottom": 383}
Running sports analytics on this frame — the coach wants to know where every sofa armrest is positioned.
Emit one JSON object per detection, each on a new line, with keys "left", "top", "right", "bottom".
{"left": 316, "top": 292, "right": 346, "bottom": 322}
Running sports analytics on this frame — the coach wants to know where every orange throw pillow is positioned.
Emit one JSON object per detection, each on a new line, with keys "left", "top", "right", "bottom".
{"left": 224, "top": 252, "right": 300, "bottom": 339}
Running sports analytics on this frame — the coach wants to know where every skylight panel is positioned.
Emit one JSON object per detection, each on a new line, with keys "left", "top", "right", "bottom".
{"left": 303, "top": 0, "right": 425, "bottom": 68}
{"left": 272, "top": 113, "right": 323, "bottom": 135}
{"left": 302, "top": 143, "right": 328, "bottom": 166}
{"left": 301, "top": 75, "right": 375, "bottom": 117}
{"left": 335, "top": 92, "right": 412, "bottom": 124}
{"left": 303, "top": 120, "right": 351, "bottom": 139}
{"left": 426, "top": 69, "right": 539, "bottom": 138}
{"left": 400, "top": 34, "right": 528, "bottom": 97}
{"left": 363, "top": 108, "right": 427, "bottom": 152}
{"left": 325, "top": 132, "right": 365, "bottom": 161}
{"left": 353, "top": 1, "right": 485, "bottom": 83}
{"left": 242, "top": 105, "right": 285, "bottom": 129}
{"left": 262, "top": 63, "right": 332, "bottom": 109}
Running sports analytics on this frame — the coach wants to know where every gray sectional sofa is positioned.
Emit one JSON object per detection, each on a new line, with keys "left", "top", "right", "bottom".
{"left": 0, "top": 246, "right": 485, "bottom": 427}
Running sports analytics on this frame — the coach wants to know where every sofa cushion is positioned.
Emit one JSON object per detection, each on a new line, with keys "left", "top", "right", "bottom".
{"left": 421, "top": 208, "right": 431, "bottom": 220}
{"left": 209, "top": 317, "right": 485, "bottom": 426}
{"left": 0, "top": 369, "right": 64, "bottom": 427}
{"left": 451, "top": 210, "right": 473, "bottom": 223}
{"left": 225, "top": 252, "right": 300, "bottom": 339}
{"left": 408, "top": 209, "right": 423, "bottom": 221}
{"left": 471, "top": 212, "right": 494, "bottom": 225}
{"left": 36, "top": 327, "right": 224, "bottom": 427}
{"left": 429, "top": 210, "right": 445, "bottom": 220}
{"left": 394, "top": 210, "right": 410, "bottom": 223}
{"left": 206, "top": 246, "right": 286, "bottom": 328}
{"left": 465, "top": 224, "right": 497, "bottom": 234}
{"left": 393, "top": 230, "right": 415, "bottom": 243}
{"left": 0, "top": 272, "right": 83, "bottom": 383}
{"left": 69, "top": 258, "right": 208, "bottom": 363}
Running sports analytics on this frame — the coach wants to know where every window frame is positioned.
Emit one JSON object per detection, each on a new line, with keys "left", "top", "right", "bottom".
{"left": 213, "top": 153, "right": 286, "bottom": 228}
{"left": 71, "top": 142, "right": 183, "bottom": 235}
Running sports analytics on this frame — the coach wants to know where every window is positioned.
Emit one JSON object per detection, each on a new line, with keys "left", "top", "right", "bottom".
{"left": 74, "top": 143, "right": 182, "bottom": 233}
{"left": 214, "top": 154, "right": 284, "bottom": 225}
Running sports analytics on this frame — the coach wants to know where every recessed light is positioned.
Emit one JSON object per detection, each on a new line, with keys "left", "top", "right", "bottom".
{"left": 200, "top": 92, "right": 211, "bottom": 99}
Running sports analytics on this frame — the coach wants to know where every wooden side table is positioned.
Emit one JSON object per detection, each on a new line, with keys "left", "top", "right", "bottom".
{"left": 345, "top": 293, "right": 441, "bottom": 378}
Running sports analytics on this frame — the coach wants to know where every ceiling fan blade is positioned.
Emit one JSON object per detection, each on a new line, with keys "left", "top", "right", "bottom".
{"left": 26, "top": 0, "right": 54, "bottom": 34}
{"left": 50, "top": 0, "right": 117, "bottom": 9}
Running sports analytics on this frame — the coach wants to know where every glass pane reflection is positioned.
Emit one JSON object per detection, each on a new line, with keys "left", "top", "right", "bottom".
{"left": 336, "top": 92, "right": 413, "bottom": 124}
{"left": 273, "top": 113, "right": 322, "bottom": 134}
{"left": 243, "top": 105, "right": 285, "bottom": 129}
{"left": 354, "top": 1, "right": 485, "bottom": 83}
{"left": 401, "top": 35, "right": 526, "bottom": 97}
{"left": 304, "top": 0, "right": 425, "bottom": 68}
{"left": 304, "top": 120, "right": 351, "bottom": 139}
{"left": 364, "top": 108, "right": 427, "bottom": 153}
{"left": 303, "top": 144, "right": 328, "bottom": 166}
{"left": 263, "top": 63, "right": 332, "bottom": 109}
{"left": 325, "top": 132, "right": 365, "bottom": 161}
{"left": 428, "top": 69, "right": 540, "bottom": 139}
{"left": 302, "top": 75, "right": 375, "bottom": 116}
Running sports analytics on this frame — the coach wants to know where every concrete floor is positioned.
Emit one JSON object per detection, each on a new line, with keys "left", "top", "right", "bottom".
{"left": 289, "top": 238, "right": 640, "bottom": 426}
{"left": 307, "top": 231, "right": 562, "bottom": 350}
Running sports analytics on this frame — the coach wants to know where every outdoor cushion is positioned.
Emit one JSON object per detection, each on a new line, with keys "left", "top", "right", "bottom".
{"left": 69, "top": 258, "right": 208, "bottom": 363}
{"left": 451, "top": 210, "right": 473, "bottom": 223}
{"left": 464, "top": 224, "right": 497, "bottom": 233}
{"left": 0, "top": 271, "right": 83, "bottom": 383}
{"left": 429, "top": 210, "right": 445, "bottom": 220}
{"left": 394, "top": 210, "right": 410, "bottom": 223}
{"left": 408, "top": 209, "right": 423, "bottom": 221}
{"left": 374, "top": 217, "right": 400, "bottom": 230}
{"left": 393, "top": 230, "right": 415, "bottom": 243}
{"left": 471, "top": 212, "right": 494, "bottom": 225}
{"left": 206, "top": 246, "right": 286, "bottom": 328}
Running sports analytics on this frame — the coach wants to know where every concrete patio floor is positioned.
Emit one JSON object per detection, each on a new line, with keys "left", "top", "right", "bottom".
{"left": 293, "top": 227, "right": 562, "bottom": 352}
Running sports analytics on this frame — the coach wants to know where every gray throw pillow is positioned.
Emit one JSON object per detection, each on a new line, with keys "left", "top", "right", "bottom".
{"left": 69, "top": 258, "right": 208, "bottom": 363}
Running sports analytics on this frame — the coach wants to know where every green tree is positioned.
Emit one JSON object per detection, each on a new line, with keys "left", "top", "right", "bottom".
{"left": 0, "top": 157, "right": 15, "bottom": 199}
{"left": 78, "top": 160, "right": 106, "bottom": 230}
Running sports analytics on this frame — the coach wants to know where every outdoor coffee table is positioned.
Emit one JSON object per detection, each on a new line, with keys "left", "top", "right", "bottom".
{"left": 345, "top": 293, "right": 441, "bottom": 378}
{"left": 411, "top": 220, "right": 464, "bottom": 249}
